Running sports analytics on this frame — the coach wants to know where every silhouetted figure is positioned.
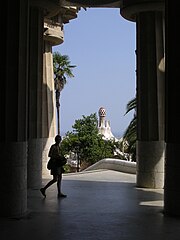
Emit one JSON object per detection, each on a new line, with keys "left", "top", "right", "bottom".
{"left": 40, "top": 135, "right": 67, "bottom": 198}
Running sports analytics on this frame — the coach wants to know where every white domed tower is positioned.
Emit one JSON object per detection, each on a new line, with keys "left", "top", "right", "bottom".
{"left": 98, "top": 107, "right": 106, "bottom": 127}
{"left": 98, "top": 107, "right": 116, "bottom": 140}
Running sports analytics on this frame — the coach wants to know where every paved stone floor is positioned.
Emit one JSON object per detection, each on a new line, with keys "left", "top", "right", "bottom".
{"left": 1, "top": 170, "right": 180, "bottom": 240}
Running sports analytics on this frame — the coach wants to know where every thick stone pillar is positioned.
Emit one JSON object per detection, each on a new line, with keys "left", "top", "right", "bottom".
{"left": 0, "top": 0, "right": 29, "bottom": 217}
{"left": 164, "top": 1, "right": 180, "bottom": 217}
{"left": 42, "top": 15, "right": 65, "bottom": 177}
{"left": 27, "top": 6, "right": 44, "bottom": 189}
{"left": 42, "top": 7, "right": 79, "bottom": 177}
{"left": 42, "top": 41, "right": 57, "bottom": 177}
{"left": 120, "top": 1, "right": 165, "bottom": 189}
{"left": 136, "top": 11, "right": 165, "bottom": 188}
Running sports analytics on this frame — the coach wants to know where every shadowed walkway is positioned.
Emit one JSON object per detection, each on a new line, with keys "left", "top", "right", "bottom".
{"left": 1, "top": 170, "right": 180, "bottom": 240}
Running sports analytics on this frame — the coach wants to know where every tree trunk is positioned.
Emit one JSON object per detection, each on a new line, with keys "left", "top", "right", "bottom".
{"left": 56, "top": 90, "right": 60, "bottom": 135}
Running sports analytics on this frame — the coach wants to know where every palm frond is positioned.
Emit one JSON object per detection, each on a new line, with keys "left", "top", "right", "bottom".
{"left": 124, "top": 97, "right": 136, "bottom": 115}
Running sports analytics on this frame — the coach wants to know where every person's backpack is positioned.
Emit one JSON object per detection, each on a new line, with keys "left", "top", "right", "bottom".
{"left": 47, "top": 156, "right": 67, "bottom": 170}
{"left": 47, "top": 158, "right": 55, "bottom": 170}
{"left": 55, "top": 156, "right": 67, "bottom": 167}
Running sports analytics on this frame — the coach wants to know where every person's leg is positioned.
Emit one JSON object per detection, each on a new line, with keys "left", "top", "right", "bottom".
{"left": 57, "top": 174, "right": 62, "bottom": 196}
{"left": 40, "top": 175, "right": 57, "bottom": 197}
{"left": 57, "top": 174, "right": 67, "bottom": 198}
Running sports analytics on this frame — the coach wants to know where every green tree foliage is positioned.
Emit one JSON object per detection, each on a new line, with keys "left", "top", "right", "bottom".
{"left": 61, "top": 113, "right": 117, "bottom": 166}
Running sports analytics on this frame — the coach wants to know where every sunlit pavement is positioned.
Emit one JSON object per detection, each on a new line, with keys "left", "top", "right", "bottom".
{"left": 1, "top": 170, "right": 180, "bottom": 240}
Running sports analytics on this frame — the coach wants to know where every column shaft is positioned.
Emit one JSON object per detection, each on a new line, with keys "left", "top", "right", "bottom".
{"left": 27, "top": 6, "right": 44, "bottom": 189}
{"left": 136, "top": 11, "right": 165, "bottom": 188}
{"left": 42, "top": 42, "right": 57, "bottom": 177}
{"left": 0, "top": 0, "right": 29, "bottom": 217}
{"left": 42, "top": 14, "right": 65, "bottom": 177}
{"left": 164, "top": 1, "right": 180, "bottom": 216}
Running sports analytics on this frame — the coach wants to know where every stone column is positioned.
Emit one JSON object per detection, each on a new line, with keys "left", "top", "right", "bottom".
{"left": 136, "top": 11, "right": 165, "bottom": 188}
{"left": 42, "top": 15, "right": 64, "bottom": 177}
{"left": 42, "top": 41, "right": 57, "bottom": 177}
{"left": 27, "top": 6, "right": 44, "bottom": 189}
{"left": 0, "top": 0, "right": 29, "bottom": 217}
{"left": 120, "top": 1, "right": 165, "bottom": 188}
{"left": 164, "top": 2, "right": 180, "bottom": 217}
{"left": 42, "top": 7, "right": 80, "bottom": 177}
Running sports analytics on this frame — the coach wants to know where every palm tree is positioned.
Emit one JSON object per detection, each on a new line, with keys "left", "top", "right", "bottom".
{"left": 53, "top": 52, "right": 76, "bottom": 135}
{"left": 123, "top": 97, "right": 137, "bottom": 161}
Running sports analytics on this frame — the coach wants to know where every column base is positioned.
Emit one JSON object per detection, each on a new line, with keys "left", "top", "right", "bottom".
{"left": 0, "top": 141, "right": 27, "bottom": 218}
{"left": 136, "top": 140, "right": 165, "bottom": 188}
{"left": 164, "top": 143, "right": 180, "bottom": 216}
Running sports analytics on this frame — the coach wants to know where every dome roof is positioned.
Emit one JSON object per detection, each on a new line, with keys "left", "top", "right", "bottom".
{"left": 98, "top": 107, "right": 106, "bottom": 117}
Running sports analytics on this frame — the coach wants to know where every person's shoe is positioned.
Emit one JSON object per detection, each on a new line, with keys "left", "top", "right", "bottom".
{"left": 40, "top": 188, "right": 46, "bottom": 197}
{"left": 58, "top": 193, "right": 67, "bottom": 198}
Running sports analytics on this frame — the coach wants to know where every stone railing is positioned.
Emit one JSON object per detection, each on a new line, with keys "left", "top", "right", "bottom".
{"left": 83, "top": 158, "right": 136, "bottom": 174}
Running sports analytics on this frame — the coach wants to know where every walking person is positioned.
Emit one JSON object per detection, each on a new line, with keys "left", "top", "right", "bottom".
{"left": 40, "top": 135, "right": 67, "bottom": 198}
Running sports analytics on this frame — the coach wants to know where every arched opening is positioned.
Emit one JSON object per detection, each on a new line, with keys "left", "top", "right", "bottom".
{"left": 53, "top": 7, "right": 136, "bottom": 139}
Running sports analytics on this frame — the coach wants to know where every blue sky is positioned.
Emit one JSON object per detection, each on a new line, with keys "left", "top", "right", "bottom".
{"left": 53, "top": 7, "right": 136, "bottom": 137}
